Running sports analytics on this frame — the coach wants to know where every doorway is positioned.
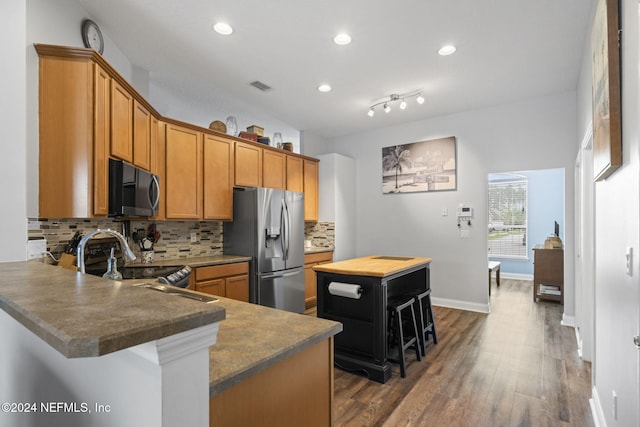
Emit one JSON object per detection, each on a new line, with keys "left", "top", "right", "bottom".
{"left": 487, "top": 168, "right": 565, "bottom": 281}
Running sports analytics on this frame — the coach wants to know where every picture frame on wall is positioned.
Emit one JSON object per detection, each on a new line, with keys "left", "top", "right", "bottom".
{"left": 382, "top": 136, "right": 457, "bottom": 194}
{"left": 591, "top": 0, "right": 622, "bottom": 181}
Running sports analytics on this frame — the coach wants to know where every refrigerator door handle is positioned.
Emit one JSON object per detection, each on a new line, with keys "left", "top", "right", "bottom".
{"left": 261, "top": 269, "right": 302, "bottom": 280}
{"left": 282, "top": 198, "right": 290, "bottom": 261}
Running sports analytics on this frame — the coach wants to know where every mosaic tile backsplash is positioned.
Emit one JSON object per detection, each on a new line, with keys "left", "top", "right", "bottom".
{"left": 29, "top": 219, "right": 335, "bottom": 261}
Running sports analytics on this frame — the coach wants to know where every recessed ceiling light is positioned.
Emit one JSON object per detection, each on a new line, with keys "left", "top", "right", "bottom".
{"left": 318, "top": 84, "right": 332, "bottom": 93}
{"left": 334, "top": 33, "right": 352, "bottom": 45}
{"left": 438, "top": 44, "right": 456, "bottom": 56}
{"left": 213, "top": 22, "right": 233, "bottom": 35}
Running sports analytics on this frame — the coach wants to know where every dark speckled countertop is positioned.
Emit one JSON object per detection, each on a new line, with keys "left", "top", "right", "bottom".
{"left": 0, "top": 261, "right": 225, "bottom": 358}
{"left": 208, "top": 297, "right": 341, "bottom": 396}
{"left": 0, "top": 258, "right": 342, "bottom": 398}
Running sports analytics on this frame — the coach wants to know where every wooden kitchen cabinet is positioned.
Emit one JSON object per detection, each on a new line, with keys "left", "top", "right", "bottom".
{"left": 150, "top": 118, "right": 166, "bottom": 220}
{"left": 235, "top": 141, "right": 263, "bottom": 187}
{"left": 194, "top": 262, "right": 249, "bottom": 302}
{"left": 37, "top": 47, "right": 103, "bottom": 218}
{"left": 110, "top": 80, "right": 134, "bottom": 163}
{"left": 36, "top": 45, "right": 323, "bottom": 221}
{"left": 203, "top": 134, "right": 234, "bottom": 220}
{"left": 303, "top": 159, "right": 319, "bottom": 222}
{"left": 93, "top": 62, "right": 111, "bottom": 217}
{"left": 132, "top": 100, "right": 151, "bottom": 170}
{"left": 304, "top": 251, "right": 333, "bottom": 308}
{"left": 165, "top": 123, "right": 203, "bottom": 219}
{"left": 262, "top": 149, "right": 287, "bottom": 190}
{"left": 286, "top": 155, "right": 304, "bottom": 192}
{"left": 533, "top": 245, "right": 563, "bottom": 304}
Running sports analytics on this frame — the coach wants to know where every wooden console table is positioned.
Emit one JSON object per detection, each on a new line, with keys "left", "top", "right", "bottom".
{"left": 313, "top": 255, "right": 432, "bottom": 383}
{"left": 532, "top": 245, "right": 563, "bottom": 304}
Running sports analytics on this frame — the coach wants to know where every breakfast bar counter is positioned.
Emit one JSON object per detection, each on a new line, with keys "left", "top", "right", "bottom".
{"left": 314, "top": 255, "right": 432, "bottom": 383}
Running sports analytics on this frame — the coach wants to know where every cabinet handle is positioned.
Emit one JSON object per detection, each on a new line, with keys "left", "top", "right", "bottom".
{"left": 634, "top": 336, "right": 640, "bottom": 349}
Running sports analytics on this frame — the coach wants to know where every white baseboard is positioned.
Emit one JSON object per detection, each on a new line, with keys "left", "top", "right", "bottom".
{"left": 574, "top": 326, "right": 583, "bottom": 359}
{"left": 561, "top": 313, "right": 576, "bottom": 327}
{"left": 501, "top": 272, "right": 533, "bottom": 281}
{"left": 432, "top": 297, "right": 490, "bottom": 314}
{"left": 590, "top": 385, "right": 606, "bottom": 427}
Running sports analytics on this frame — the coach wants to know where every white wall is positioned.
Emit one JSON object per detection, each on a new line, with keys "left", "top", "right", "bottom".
{"left": 308, "top": 92, "right": 577, "bottom": 314}
{"left": 317, "top": 153, "right": 357, "bottom": 261}
{"left": 0, "top": 0, "right": 27, "bottom": 262}
{"left": 24, "top": 0, "right": 303, "bottom": 219}
{"left": 149, "top": 83, "right": 301, "bottom": 152}
{"left": 576, "top": 1, "right": 640, "bottom": 426}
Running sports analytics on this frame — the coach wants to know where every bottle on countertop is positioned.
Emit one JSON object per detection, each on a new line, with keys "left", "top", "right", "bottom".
{"left": 102, "top": 247, "right": 123, "bottom": 281}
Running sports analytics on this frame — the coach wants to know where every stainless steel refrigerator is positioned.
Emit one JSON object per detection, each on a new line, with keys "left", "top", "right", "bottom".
{"left": 223, "top": 187, "right": 305, "bottom": 313}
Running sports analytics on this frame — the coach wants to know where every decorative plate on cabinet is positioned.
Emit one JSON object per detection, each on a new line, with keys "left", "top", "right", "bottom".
{"left": 209, "top": 120, "right": 227, "bottom": 133}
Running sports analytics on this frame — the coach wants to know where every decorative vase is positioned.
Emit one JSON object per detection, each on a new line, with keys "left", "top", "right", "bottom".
{"left": 141, "top": 250, "right": 154, "bottom": 264}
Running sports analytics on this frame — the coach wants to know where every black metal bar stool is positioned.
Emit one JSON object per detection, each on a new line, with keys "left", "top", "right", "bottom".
{"left": 386, "top": 295, "right": 422, "bottom": 378}
{"left": 412, "top": 289, "right": 438, "bottom": 357}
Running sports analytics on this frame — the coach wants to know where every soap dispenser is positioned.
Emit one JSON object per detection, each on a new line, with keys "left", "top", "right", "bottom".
{"left": 103, "top": 247, "right": 123, "bottom": 281}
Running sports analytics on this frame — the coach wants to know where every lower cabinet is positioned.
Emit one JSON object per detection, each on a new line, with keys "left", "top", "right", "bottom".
{"left": 194, "top": 262, "right": 249, "bottom": 302}
{"left": 304, "top": 251, "right": 333, "bottom": 309}
{"left": 210, "top": 338, "right": 334, "bottom": 427}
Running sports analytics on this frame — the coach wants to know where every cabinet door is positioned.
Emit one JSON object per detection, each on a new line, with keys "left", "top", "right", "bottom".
{"left": 196, "top": 279, "right": 225, "bottom": 297}
{"left": 203, "top": 134, "right": 234, "bottom": 220}
{"left": 165, "top": 124, "right": 203, "bottom": 219}
{"left": 225, "top": 275, "right": 249, "bottom": 302}
{"left": 110, "top": 80, "right": 133, "bottom": 162}
{"left": 150, "top": 119, "right": 165, "bottom": 220}
{"left": 303, "top": 159, "right": 319, "bottom": 221}
{"left": 93, "top": 63, "right": 110, "bottom": 216}
{"left": 263, "top": 150, "right": 286, "bottom": 189}
{"left": 286, "top": 155, "right": 304, "bottom": 192}
{"left": 235, "top": 141, "right": 263, "bottom": 187}
{"left": 133, "top": 100, "right": 151, "bottom": 170}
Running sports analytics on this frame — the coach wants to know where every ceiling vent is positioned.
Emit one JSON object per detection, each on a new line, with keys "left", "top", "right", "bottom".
{"left": 250, "top": 80, "right": 272, "bottom": 92}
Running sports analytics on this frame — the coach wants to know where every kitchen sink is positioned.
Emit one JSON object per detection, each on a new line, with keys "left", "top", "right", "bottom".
{"left": 134, "top": 282, "right": 218, "bottom": 303}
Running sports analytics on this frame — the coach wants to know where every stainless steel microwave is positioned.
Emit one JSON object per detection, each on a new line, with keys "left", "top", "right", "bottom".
{"left": 109, "top": 159, "right": 159, "bottom": 217}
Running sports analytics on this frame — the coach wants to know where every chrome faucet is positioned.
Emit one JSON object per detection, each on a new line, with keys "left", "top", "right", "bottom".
{"left": 76, "top": 229, "right": 136, "bottom": 274}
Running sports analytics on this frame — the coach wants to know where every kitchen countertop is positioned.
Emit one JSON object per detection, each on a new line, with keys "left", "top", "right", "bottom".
{"left": 126, "top": 254, "right": 252, "bottom": 269}
{"left": 208, "top": 297, "right": 341, "bottom": 396}
{"left": 0, "top": 260, "right": 342, "bottom": 398}
{"left": 313, "top": 255, "right": 432, "bottom": 277}
{"left": 0, "top": 261, "right": 225, "bottom": 358}
{"left": 304, "top": 246, "right": 334, "bottom": 255}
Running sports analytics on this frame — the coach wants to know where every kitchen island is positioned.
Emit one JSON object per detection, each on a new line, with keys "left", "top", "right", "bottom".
{"left": 314, "top": 255, "right": 432, "bottom": 383}
{"left": 0, "top": 261, "right": 340, "bottom": 427}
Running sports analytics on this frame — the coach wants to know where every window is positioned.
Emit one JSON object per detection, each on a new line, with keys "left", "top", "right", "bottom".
{"left": 488, "top": 175, "right": 528, "bottom": 259}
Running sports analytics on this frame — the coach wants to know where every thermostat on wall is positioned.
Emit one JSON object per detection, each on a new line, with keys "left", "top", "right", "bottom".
{"left": 457, "top": 205, "right": 473, "bottom": 219}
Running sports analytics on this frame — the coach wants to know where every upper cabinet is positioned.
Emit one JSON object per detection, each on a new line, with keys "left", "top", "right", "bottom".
{"left": 303, "top": 159, "right": 319, "bottom": 221}
{"left": 93, "top": 62, "right": 111, "bottom": 217}
{"left": 110, "top": 80, "right": 133, "bottom": 163}
{"left": 37, "top": 46, "right": 102, "bottom": 218}
{"left": 263, "top": 149, "right": 286, "bottom": 190}
{"left": 203, "top": 134, "right": 234, "bottom": 220}
{"left": 35, "top": 45, "right": 320, "bottom": 221}
{"left": 133, "top": 100, "right": 151, "bottom": 170}
{"left": 235, "top": 141, "right": 263, "bottom": 188}
{"left": 165, "top": 123, "right": 203, "bottom": 219}
{"left": 286, "top": 155, "right": 304, "bottom": 193}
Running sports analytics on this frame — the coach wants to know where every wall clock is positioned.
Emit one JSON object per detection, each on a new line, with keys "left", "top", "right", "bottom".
{"left": 81, "top": 19, "right": 104, "bottom": 54}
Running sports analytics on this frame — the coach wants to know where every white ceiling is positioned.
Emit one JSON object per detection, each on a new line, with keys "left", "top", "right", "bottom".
{"left": 76, "top": 0, "right": 595, "bottom": 139}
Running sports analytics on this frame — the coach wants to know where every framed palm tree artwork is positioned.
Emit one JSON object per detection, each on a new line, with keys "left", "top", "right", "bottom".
{"left": 382, "top": 136, "right": 456, "bottom": 194}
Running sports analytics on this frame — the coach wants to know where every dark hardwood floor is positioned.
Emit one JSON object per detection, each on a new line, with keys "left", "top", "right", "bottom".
{"left": 330, "top": 279, "right": 594, "bottom": 427}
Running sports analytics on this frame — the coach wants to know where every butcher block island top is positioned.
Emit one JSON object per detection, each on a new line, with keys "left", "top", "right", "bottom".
{"left": 313, "top": 255, "right": 432, "bottom": 278}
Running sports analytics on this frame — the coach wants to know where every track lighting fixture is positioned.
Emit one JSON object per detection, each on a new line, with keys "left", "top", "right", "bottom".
{"left": 368, "top": 91, "right": 424, "bottom": 117}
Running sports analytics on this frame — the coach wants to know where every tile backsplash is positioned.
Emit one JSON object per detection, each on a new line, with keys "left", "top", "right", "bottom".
{"left": 29, "top": 219, "right": 335, "bottom": 261}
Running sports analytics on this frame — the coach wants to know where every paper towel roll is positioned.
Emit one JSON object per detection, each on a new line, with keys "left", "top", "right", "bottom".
{"left": 328, "top": 282, "right": 362, "bottom": 299}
